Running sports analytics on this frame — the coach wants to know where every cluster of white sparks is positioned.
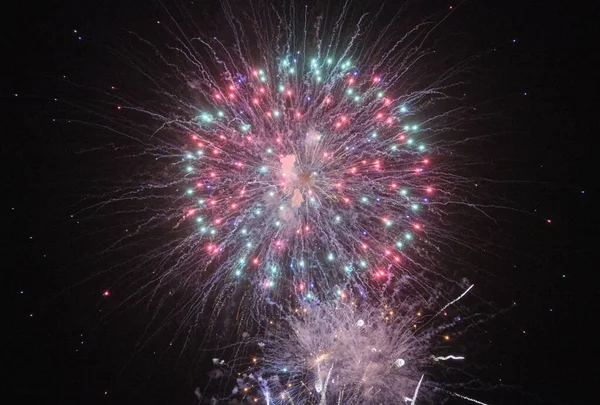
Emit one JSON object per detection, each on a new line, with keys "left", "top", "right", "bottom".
{"left": 228, "top": 284, "right": 487, "bottom": 405}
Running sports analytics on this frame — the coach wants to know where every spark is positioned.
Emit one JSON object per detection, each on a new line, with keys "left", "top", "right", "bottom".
{"left": 436, "top": 284, "right": 474, "bottom": 316}
{"left": 432, "top": 355, "right": 465, "bottom": 361}
{"left": 450, "top": 392, "right": 491, "bottom": 405}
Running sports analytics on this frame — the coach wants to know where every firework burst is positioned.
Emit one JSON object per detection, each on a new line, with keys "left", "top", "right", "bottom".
{"left": 62, "top": 1, "right": 506, "bottom": 404}
{"left": 73, "top": 0, "right": 483, "bottom": 340}
{"left": 227, "top": 284, "right": 483, "bottom": 405}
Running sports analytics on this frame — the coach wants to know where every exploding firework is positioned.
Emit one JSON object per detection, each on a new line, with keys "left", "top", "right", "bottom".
{"left": 256, "top": 301, "right": 430, "bottom": 404}
{"left": 73, "top": 0, "right": 482, "bottom": 337}
{"left": 226, "top": 285, "right": 484, "bottom": 405}
{"left": 62, "top": 1, "right": 506, "bottom": 403}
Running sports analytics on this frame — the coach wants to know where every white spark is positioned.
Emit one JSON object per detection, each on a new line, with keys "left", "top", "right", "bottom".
{"left": 432, "top": 355, "right": 465, "bottom": 361}
{"left": 436, "top": 284, "right": 474, "bottom": 316}
{"left": 451, "top": 392, "right": 490, "bottom": 405}
{"left": 409, "top": 374, "right": 424, "bottom": 404}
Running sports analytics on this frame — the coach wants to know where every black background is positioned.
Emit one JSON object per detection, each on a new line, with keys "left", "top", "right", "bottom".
{"left": 3, "top": 0, "right": 596, "bottom": 404}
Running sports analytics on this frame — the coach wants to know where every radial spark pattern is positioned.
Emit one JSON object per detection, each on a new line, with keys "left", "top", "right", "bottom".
{"left": 76, "top": 1, "right": 480, "bottom": 337}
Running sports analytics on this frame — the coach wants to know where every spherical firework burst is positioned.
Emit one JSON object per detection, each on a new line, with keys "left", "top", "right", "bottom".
{"left": 74, "top": 0, "right": 480, "bottom": 334}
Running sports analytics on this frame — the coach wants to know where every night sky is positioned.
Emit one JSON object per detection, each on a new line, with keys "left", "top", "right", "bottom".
{"left": 4, "top": 0, "right": 596, "bottom": 404}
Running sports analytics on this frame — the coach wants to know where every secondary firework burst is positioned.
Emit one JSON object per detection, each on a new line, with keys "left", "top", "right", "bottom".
{"left": 230, "top": 285, "right": 484, "bottom": 405}
{"left": 74, "top": 0, "right": 479, "bottom": 332}
{"left": 255, "top": 301, "right": 429, "bottom": 404}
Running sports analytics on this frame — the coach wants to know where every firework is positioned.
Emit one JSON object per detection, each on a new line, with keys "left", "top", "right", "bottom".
{"left": 256, "top": 301, "right": 430, "bottom": 404}
{"left": 73, "top": 0, "right": 480, "bottom": 332}
{"left": 64, "top": 1, "right": 503, "bottom": 403}
{"left": 229, "top": 285, "right": 482, "bottom": 405}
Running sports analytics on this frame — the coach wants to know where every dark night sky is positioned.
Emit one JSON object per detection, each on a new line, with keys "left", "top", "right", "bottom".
{"left": 3, "top": 1, "right": 597, "bottom": 404}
